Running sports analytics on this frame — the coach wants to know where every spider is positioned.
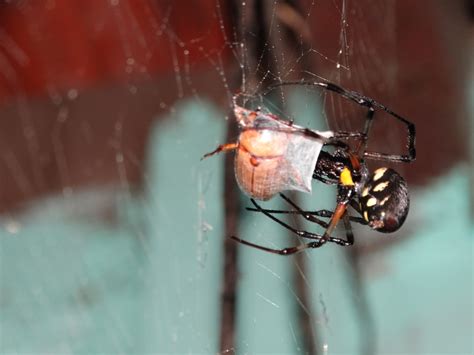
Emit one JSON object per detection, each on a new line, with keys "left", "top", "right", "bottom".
{"left": 203, "top": 80, "right": 416, "bottom": 255}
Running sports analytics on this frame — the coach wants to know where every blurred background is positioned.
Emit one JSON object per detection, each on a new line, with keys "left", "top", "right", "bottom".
{"left": 0, "top": 0, "right": 472, "bottom": 354}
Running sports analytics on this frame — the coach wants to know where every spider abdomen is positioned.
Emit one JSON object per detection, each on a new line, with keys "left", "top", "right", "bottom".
{"left": 359, "top": 167, "right": 409, "bottom": 233}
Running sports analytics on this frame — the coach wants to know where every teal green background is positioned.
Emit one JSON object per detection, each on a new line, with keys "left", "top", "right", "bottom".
{"left": 0, "top": 94, "right": 472, "bottom": 354}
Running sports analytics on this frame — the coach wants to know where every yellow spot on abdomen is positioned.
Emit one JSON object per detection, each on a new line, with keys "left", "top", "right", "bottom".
{"left": 374, "top": 181, "right": 389, "bottom": 192}
{"left": 380, "top": 196, "right": 390, "bottom": 205}
{"left": 373, "top": 167, "right": 387, "bottom": 181}
{"left": 367, "top": 197, "right": 377, "bottom": 207}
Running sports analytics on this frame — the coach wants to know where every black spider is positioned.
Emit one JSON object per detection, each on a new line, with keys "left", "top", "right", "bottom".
{"left": 204, "top": 81, "right": 416, "bottom": 255}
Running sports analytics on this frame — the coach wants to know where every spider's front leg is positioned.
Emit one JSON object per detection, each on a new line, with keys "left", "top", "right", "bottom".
{"left": 230, "top": 236, "right": 327, "bottom": 256}
{"left": 231, "top": 193, "right": 355, "bottom": 255}
{"left": 201, "top": 142, "right": 238, "bottom": 160}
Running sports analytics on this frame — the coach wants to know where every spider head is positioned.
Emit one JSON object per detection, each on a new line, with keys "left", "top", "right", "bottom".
{"left": 359, "top": 167, "right": 409, "bottom": 233}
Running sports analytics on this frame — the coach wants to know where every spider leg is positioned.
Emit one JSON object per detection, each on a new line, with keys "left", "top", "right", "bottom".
{"left": 265, "top": 81, "right": 416, "bottom": 163}
{"left": 305, "top": 208, "right": 365, "bottom": 225}
{"left": 245, "top": 207, "right": 367, "bottom": 225}
{"left": 230, "top": 236, "right": 326, "bottom": 255}
{"left": 278, "top": 193, "right": 329, "bottom": 228}
{"left": 362, "top": 108, "right": 416, "bottom": 163}
{"left": 201, "top": 142, "right": 238, "bottom": 160}
{"left": 355, "top": 107, "right": 375, "bottom": 156}
{"left": 232, "top": 198, "right": 353, "bottom": 255}
{"left": 248, "top": 198, "right": 325, "bottom": 242}
{"left": 342, "top": 212, "right": 355, "bottom": 246}
{"left": 278, "top": 192, "right": 364, "bottom": 233}
{"left": 331, "top": 131, "right": 367, "bottom": 141}
{"left": 318, "top": 202, "right": 353, "bottom": 246}
{"left": 363, "top": 151, "right": 415, "bottom": 163}
{"left": 325, "top": 81, "right": 416, "bottom": 161}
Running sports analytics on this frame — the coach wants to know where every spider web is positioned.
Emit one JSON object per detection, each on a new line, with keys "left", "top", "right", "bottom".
{"left": 218, "top": 2, "right": 400, "bottom": 354}
{"left": 1, "top": 1, "right": 472, "bottom": 354}
{"left": 0, "top": 1, "right": 400, "bottom": 353}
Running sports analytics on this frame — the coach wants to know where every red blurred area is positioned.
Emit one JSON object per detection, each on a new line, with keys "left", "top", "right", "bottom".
{"left": 0, "top": 0, "right": 228, "bottom": 102}
{"left": 0, "top": 0, "right": 233, "bottom": 213}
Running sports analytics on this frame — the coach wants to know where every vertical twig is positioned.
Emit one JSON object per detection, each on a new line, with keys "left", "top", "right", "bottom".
{"left": 291, "top": 194, "right": 319, "bottom": 355}
{"left": 219, "top": 117, "right": 241, "bottom": 354}
{"left": 347, "top": 248, "right": 376, "bottom": 355}
{"left": 219, "top": 1, "right": 243, "bottom": 353}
